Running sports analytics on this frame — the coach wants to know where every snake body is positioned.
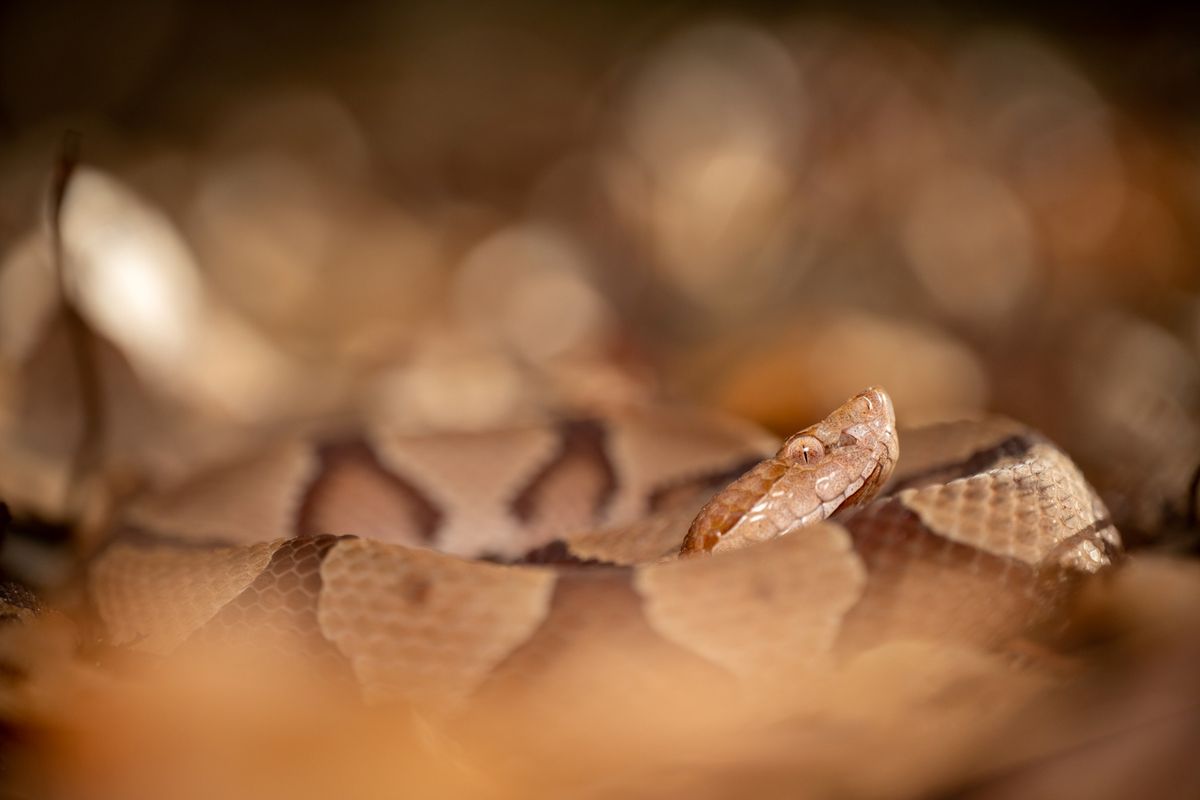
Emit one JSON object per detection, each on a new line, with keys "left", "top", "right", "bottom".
{"left": 89, "top": 388, "right": 1121, "bottom": 712}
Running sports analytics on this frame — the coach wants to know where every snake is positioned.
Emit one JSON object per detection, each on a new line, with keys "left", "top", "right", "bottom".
{"left": 87, "top": 387, "right": 1121, "bottom": 715}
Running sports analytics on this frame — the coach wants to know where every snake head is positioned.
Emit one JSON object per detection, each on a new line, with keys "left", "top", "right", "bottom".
{"left": 680, "top": 387, "right": 900, "bottom": 555}
{"left": 778, "top": 386, "right": 899, "bottom": 504}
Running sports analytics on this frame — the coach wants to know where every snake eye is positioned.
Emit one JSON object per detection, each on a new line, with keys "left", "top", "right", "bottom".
{"left": 782, "top": 434, "right": 825, "bottom": 464}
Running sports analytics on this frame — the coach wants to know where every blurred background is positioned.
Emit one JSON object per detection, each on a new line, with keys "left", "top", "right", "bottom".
{"left": 1, "top": 0, "right": 1199, "bottom": 543}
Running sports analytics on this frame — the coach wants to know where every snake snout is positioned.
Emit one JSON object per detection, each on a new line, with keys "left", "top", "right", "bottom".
{"left": 857, "top": 386, "right": 895, "bottom": 425}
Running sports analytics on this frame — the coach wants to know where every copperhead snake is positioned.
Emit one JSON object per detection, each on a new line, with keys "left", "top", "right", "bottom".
{"left": 88, "top": 387, "right": 1121, "bottom": 715}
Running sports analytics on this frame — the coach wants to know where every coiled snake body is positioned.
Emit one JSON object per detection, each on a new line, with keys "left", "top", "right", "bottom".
{"left": 89, "top": 388, "right": 1120, "bottom": 714}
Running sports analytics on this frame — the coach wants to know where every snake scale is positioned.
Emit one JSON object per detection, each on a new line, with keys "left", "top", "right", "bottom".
{"left": 88, "top": 387, "right": 1121, "bottom": 715}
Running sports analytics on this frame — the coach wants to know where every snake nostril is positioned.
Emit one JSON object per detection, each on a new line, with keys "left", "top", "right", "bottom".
{"left": 838, "top": 432, "right": 858, "bottom": 447}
